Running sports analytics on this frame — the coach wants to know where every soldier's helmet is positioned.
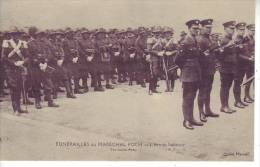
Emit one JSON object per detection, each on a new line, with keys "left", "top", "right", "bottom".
{"left": 81, "top": 28, "right": 90, "bottom": 34}
{"left": 126, "top": 27, "right": 134, "bottom": 33}
{"left": 9, "top": 26, "right": 22, "bottom": 35}
{"left": 50, "top": 30, "right": 63, "bottom": 36}
{"left": 163, "top": 27, "right": 174, "bottom": 34}
{"left": 152, "top": 26, "right": 162, "bottom": 35}
{"left": 95, "top": 28, "right": 106, "bottom": 35}
{"left": 64, "top": 27, "right": 74, "bottom": 34}
{"left": 28, "top": 26, "right": 38, "bottom": 37}
{"left": 180, "top": 31, "right": 187, "bottom": 37}
{"left": 137, "top": 27, "right": 146, "bottom": 35}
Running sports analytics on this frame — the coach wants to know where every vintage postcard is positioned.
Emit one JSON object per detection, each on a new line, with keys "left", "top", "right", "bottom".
{"left": 0, "top": 0, "right": 257, "bottom": 164}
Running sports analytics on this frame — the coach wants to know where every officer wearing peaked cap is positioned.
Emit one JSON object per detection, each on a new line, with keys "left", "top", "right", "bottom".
{"left": 175, "top": 19, "right": 203, "bottom": 129}
{"left": 233, "top": 22, "right": 249, "bottom": 109}
{"left": 197, "top": 19, "right": 219, "bottom": 123}
{"left": 243, "top": 24, "right": 255, "bottom": 103}
{"left": 218, "top": 20, "right": 237, "bottom": 114}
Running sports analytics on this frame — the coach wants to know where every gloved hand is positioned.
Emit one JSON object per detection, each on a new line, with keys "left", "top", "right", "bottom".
{"left": 39, "top": 62, "right": 48, "bottom": 71}
{"left": 145, "top": 54, "right": 151, "bottom": 62}
{"left": 158, "top": 51, "right": 165, "bottom": 57}
{"left": 14, "top": 61, "right": 24, "bottom": 67}
{"left": 114, "top": 52, "right": 120, "bottom": 56}
{"left": 72, "top": 57, "right": 78, "bottom": 63}
{"left": 57, "top": 59, "right": 63, "bottom": 66}
{"left": 87, "top": 56, "right": 93, "bottom": 62}
{"left": 130, "top": 53, "right": 135, "bottom": 58}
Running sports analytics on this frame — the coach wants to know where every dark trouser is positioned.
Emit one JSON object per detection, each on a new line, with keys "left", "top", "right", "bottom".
{"left": 66, "top": 63, "right": 81, "bottom": 92}
{"left": 117, "top": 57, "right": 127, "bottom": 81}
{"left": 6, "top": 69, "right": 23, "bottom": 112}
{"left": 233, "top": 67, "right": 247, "bottom": 103}
{"left": 31, "top": 67, "right": 54, "bottom": 103}
{"left": 220, "top": 72, "right": 235, "bottom": 108}
{"left": 135, "top": 59, "right": 146, "bottom": 84}
{"left": 198, "top": 74, "right": 214, "bottom": 113}
{"left": 245, "top": 63, "right": 254, "bottom": 98}
{"left": 0, "top": 62, "right": 6, "bottom": 95}
{"left": 182, "top": 82, "right": 199, "bottom": 121}
{"left": 149, "top": 59, "right": 160, "bottom": 91}
{"left": 128, "top": 59, "right": 136, "bottom": 83}
{"left": 53, "top": 65, "right": 73, "bottom": 96}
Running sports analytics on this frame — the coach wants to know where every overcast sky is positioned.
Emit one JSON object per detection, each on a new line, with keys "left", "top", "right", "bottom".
{"left": 0, "top": 0, "right": 255, "bottom": 35}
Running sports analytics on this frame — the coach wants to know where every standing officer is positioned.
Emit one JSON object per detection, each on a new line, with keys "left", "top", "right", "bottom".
{"left": 49, "top": 30, "right": 76, "bottom": 99}
{"left": 197, "top": 19, "right": 219, "bottom": 122}
{"left": 146, "top": 26, "right": 163, "bottom": 94}
{"left": 124, "top": 28, "right": 137, "bottom": 86}
{"left": 243, "top": 24, "right": 255, "bottom": 103}
{"left": 218, "top": 21, "right": 237, "bottom": 114}
{"left": 162, "top": 27, "right": 179, "bottom": 92}
{"left": 78, "top": 29, "right": 96, "bottom": 92}
{"left": 63, "top": 28, "right": 84, "bottom": 94}
{"left": 233, "top": 22, "right": 249, "bottom": 108}
{"left": 175, "top": 19, "right": 203, "bottom": 130}
{"left": 0, "top": 31, "right": 9, "bottom": 98}
{"left": 116, "top": 30, "right": 127, "bottom": 83}
{"left": 2, "top": 28, "right": 29, "bottom": 114}
{"left": 94, "top": 28, "right": 114, "bottom": 90}
{"left": 134, "top": 27, "right": 148, "bottom": 88}
{"left": 27, "top": 28, "right": 59, "bottom": 109}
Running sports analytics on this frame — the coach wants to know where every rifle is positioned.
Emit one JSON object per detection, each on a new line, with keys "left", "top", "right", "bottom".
{"left": 203, "top": 38, "right": 246, "bottom": 56}
{"left": 241, "top": 75, "right": 254, "bottom": 86}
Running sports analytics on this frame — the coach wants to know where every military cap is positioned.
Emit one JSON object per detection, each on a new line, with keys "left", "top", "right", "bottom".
{"left": 246, "top": 24, "right": 255, "bottom": 30}
{"left": 95, "top": 28, "right": 106, "bottom": 34}
{"left": 163, "top": 27, "right": 174, "bottom": 33}
{"left": 28, "top": 26, "right": 38, "bottom": 36}
{"left": 81, "top": 29, "right": 90, "bottom": 34}
{"left": 115, "top": 29, "right": 125, "bottom": 34}
{"left": 223, "top": 21, "right": 236, "bottom": 28}
{"left": 137, "top": 27, "right": 146, "bottom": 34}
{"left": 9, "top": 27, "right": 22, "bottom": 34}
{"left": 64, "top": 27, "right": 74, "bottom": 34}
{"left": 108, "top": 28, "right": 116, "bottom": 34}
{"left": 180, "top": 31, "right": 187, "bottom": 36}
{"left": 236, "top": 22, "right": 246, "bottom": 29}
{"left": 185, "top": 19, "right": 200, "bottom": 28}
{"left": 51, "top": 30, "right": 63, "bottom": 36}
{"left": 200, "top": 19, "right": 213, "bottom": 27}
{"left": 126, "top": 27, "right": 134, "bottom": 33}
{"left": 34, "top": 29, "right": 47, "bottom": 36}
{"left": 152, "top": 26, "right": 162, "bottom": 33}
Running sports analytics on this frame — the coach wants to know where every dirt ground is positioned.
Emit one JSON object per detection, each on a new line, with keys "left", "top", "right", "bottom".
{"left": 0, "top": 72, "right": 254, "bottom": 161}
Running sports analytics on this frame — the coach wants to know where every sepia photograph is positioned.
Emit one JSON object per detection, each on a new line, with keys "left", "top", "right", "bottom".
{"left": 0, "top": 0, "right": 258, "bottom": 164}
